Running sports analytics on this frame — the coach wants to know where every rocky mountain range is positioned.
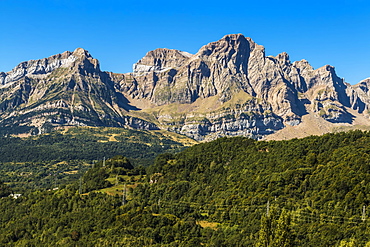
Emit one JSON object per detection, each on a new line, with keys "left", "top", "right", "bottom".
{"left": 1, "top": 34, "right": 370, "bottom": 140}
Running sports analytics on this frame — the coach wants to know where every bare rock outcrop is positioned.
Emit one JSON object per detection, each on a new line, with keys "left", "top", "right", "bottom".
{"left": 120, "top": 34, "right": 364, "bottom": 139}
{"left": 0, "top": 48, "right": 157, "bottom": 135}
{"left": 2, "top": 34, "right": 370, "bottom": 140}
{"left": 133, "top": 48, "right": 192, "bottom": 75}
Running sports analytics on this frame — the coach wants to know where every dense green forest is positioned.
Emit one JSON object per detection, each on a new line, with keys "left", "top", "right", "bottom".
{"left": 2, "top": 131, "right": 370, "bottom": 246}
{"left": 0, "top": 127, "right": 193, "bottom": 165}
{"left": 0, "top": 127, "right": 194, "bottom": 192}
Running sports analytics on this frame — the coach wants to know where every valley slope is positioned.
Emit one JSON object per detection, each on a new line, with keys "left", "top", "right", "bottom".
{"left": 2, "top": 131, "right": 370, "bottom": 246}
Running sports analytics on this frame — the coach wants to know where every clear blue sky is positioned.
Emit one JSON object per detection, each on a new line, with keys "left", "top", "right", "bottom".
{"left": 1, "top": 0, "right": 369, "bottom": 84}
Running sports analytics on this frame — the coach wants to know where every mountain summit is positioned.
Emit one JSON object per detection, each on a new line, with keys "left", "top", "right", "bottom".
{"left": 0, "top": 48, "right": 157, "bottom": 135}
{"left": 1, "top": 34, "right": 370, "bottom": 139}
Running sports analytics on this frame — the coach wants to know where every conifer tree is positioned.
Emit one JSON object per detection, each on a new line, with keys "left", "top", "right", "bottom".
{"left": 271, "top": 209, "right": 293, "bottom": 247}
{"left": 256, "top": 213, "right": 273, "bottom": 247}
{"left": 256, "top": 209, "right": 294, "bottom": 247}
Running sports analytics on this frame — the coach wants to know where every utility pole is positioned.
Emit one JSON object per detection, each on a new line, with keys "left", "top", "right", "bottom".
{"left": 103, "top": 157, "right": 106, "bottom": 167}
{"left": 266, "top": 200, "right": 270, "bottom": 216}
{"left": 54, "top": 172, "right": 57, "bottom": 188}
{"left": 79, "top": 177, "right": 82, "bottom": 194}
{"left": 362, "top": 205, "right": 366, "bottom": 222}
{"left": 122, "top": 184, "right": 127, "bottom": 206}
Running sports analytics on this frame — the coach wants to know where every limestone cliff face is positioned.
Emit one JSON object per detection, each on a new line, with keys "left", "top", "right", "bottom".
{"left": 347, "top": 78, "right": 370, "bottom": 116}
{"left": 1, "top": 34, "right": 370, "bottom": 139}
{"left": 125, "top": 34, "right": 352, "bottom": 120}
{"left": 167, "top": 98, "right": 284, "bottom": 141}
{"left": 126, "top": 34, "right": 252, "bottom": 105}
{"left": 0, "top": 51, "right": 77, "bottom": 86}
{"left": 0, "top": 48, "right": 157, "bottom": 135}
{"left": 117, "top": 34, "right": 363, "bottom": 140}
{"left": 133, "top": 48, "right": 192, "bottom": 75}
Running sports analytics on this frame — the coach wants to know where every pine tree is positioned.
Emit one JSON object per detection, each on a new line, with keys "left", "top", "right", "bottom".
{"left": 256, "top": 213, "right": 273, "bottom": 247}
{"left": 271, "top": 209, "right": 293, "bottom": 247}
{"left": 256, "top": 209, "right": 294, "bottom": 247}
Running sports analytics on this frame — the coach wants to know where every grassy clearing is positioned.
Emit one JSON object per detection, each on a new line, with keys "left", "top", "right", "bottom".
{"left": 138, "top": 91, "right": 249, "bottom": 118}
{"left": 97, "top": 133, "right": 119, "bottom": 143}
{"left": 152, "top": 130, "right": 198, "bottom": 146}
{"left": 108, "top": 134, "right": 119, "bottom": 142}
{"left": 137, "top": 91, "right": 256, "bottom": 128}
{"left": 63, "top": 170, "right": 78, "bottom": 174}
{"left": 197, "top": 220, "right": 220, "bottom": 230}
{"left": 64, "top": 126, "right": 197, "bottom": 146}
{"left": 98, "top": 175, "right": 144, "bottom": 197}
{"left": 99, "top": 185, "right": 124, "bottom": 196}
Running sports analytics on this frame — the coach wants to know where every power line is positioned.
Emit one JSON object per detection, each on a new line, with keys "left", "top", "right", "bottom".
{"left": 156, "top": 200, "right": 367, "bottom": 226}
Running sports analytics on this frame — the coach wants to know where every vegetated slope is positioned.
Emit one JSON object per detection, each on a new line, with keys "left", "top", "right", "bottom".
{"left": 1, "top": 131, "right": 370, "bottom": 246}
{"left": 0, "top": 126, "right": 197, "bottom": 192}
{"left": 142, "top": 130, "right": 370, "bottom": 246}
{"left": 263, "top": 107, "right": 370, "bottom": 141}
{"left": 0, "top": 126, "right": 196, "bottom": 165}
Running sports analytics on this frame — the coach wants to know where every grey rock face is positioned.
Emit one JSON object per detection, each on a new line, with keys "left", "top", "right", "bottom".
{"left": 1, "top": 51, "right": 77, "bottom": 86}
{"left": 176, "top": 108, "right": 285, "bottom": 141}
{"left": 133, "top": 48, "right": 192, "bottom": 75}
{"left": 0, "top": 48, "right": 157, "bottom": 135}
{"left": 121, "top": 34, "right": 368, "bottom": 140}
{"left": 343, "top": 78, "right": 370, "bottom": 120}
{"left": 2, "top": 34, "right": 370, "bottom": 140}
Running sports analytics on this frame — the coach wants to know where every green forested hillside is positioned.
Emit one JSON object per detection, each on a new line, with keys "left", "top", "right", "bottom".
{"left": 1, "top": 131, "right": 370, "bottom": 246}
{"left": 0, "top": 127, "right": 195, "bottom": 192}
{"left": 141, "top": 131, "right": 370, "bottom": 246}
{"left": 0, "top": 127, "right": 195, "bottom": 165}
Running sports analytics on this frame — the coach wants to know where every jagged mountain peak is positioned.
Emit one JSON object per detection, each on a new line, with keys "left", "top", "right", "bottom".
{"left": 0, "top": 48, "right": 100, "bottom": 87}
{"left": 72, "top": 47, "right": 92, "bottom": 57}
{"left": 213, "top": 33, "right": 259, "bottom": 48}
{"left": 292, "top": 59, "right": 313, "bottom": 70}
{"left": 358, "top": 77, "right": 370, "bottom": 85}
{"left": 275, "top": 52, "right": 290, "bottom": 65}
{"left": 0, "top": 48, "right": 158, "bottom": 135}
{"left": 132, "top": 48, "right": 193, "bottom": 75}
{"left": 132, "top": 34, "right": 254, "bottom": 76}
{"left": 2, "top": 34, "right": 370, "bottom": 141}
{"left": 70, "top": 48, "right": 101, "bottom": 74}
{"left": 122, "top": 34, "right": 370, "bottom": 140}
{"left": 351, "top": 77, "right": 370, "bottom": 100}
{"left": 222, "top": 33, "right": 246, "bottom": 39}
{"left": 196, "top": 33, "right": 251, "bottom": 57}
